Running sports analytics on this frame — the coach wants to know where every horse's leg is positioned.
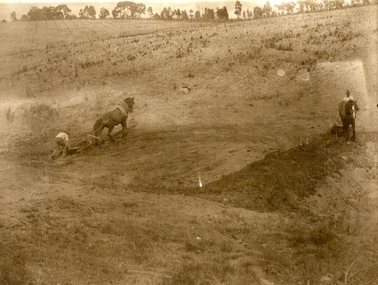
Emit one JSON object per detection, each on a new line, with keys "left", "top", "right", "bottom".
{"left": 107, "top": 125, "right": 115, "bottom": 142}
{"left": 121, "top": 116, "right": 128, "bottom": 137}
{"left": 351, "top": 120, "right": 356, "bottom": 142}
{"left": 93, "top": 118, "right": 104, "bottom": 146}
{"left": 342, "top": 119, "right": 349, "bottom": 141}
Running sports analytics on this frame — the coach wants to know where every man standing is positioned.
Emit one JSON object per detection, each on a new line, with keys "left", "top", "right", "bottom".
{"left": 52, "top": 131, "right": 70, "bottom": 159}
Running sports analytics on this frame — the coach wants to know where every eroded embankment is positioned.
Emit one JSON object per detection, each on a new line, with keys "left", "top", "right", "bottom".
{"left": 200, "top": 131, "right": 378, "bottom": 283}
{"left": 128, "top": 130, "right": 378, "bottom": 284}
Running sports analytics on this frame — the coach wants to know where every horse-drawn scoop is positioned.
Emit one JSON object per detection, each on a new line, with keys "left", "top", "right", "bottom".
{"left": 330, "top": 123, "right": 344, "bottom": 137}
{"left": 67, "top": 137, "right": 92, "bottom": 154}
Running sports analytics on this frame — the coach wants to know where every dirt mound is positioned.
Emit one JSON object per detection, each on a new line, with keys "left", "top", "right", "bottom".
{"left": 202, "top": 133, "right": 346, "bottom": 211}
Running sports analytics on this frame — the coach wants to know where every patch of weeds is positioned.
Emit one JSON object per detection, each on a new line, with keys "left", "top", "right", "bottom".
{"left": 219, "top": 240, "right": 233, "bottom": 252}
{"left": 0, "top": 242, "right": 31, "bottom": 285}
{"left": 288, "top": 222, "right": 337, "bottom": 248}
{"left": 185, "top": 239, "right": 205, "bottom": 253}
{"left": 163, "top": 260, "right": 235, "bottom": 285}
{"left": 14, "top": 65, "right": 28, "bottom": 76}
{"left": 80, "top": 59, "right": 104, "bottom": 69}
{"left": 29, "top": 104, "right": 57, "bottom": 117}
{"left": 25, "top": 86, "right": 34, "bottom": 98}
{"left": 23, "top": 104, "right": 58, "bottom": 127}
{"left": 256, "top": 93, "right": 274, "bottom": 100}
{"left": 176, "top": 47, "right": 184, "bottom": 58}
{"left": 127, "top": 54, "right": 136, "bottom": 61}
{"left": 277, "top": 41, "right": 293, "bottom": 51}
{"left": 4, "top": 107, "right": 15, "bottom": 123}
{"left": 100, "top": 220, "right": 154, "bottom": 264}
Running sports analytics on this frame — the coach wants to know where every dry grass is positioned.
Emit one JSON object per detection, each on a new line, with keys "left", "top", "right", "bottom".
{"left": 4, "top": 106, "right": 14, "bottom": 123}
{"left": 0, "top": 242, "right": 30, "bottom": 285}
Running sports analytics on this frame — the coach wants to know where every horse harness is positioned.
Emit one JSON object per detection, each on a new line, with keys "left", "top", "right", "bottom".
{"left": 117, "top": 101, "right": 130, "bottom": 116}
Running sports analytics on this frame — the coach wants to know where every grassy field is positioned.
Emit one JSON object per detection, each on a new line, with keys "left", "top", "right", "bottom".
{"left": 0, "top": 5, "right": 377, "bottom": 285}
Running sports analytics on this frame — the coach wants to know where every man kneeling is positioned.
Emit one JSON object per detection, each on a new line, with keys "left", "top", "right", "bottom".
{"left": 52, "top": 131, "right": 69, "bottom": 160}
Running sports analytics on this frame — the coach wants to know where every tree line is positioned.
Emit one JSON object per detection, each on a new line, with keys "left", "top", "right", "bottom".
{"left": 8, "top": 0, "right": 375, "bottom": 22}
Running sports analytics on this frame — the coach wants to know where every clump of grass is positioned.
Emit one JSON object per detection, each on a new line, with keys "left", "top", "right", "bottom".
{"left": 0, "top": 242, "right": 30, "bottom": 285}
{"left": 27, "top": 104, "right": 58, "bottom": 123}
{"left": 5, "top": 107, "right": 15, "bottom": 123}
{"left": 163, "top": 260, "right": 236, "bottom": 285}
{"left": 25, "top": 86, "right": 34, "bottom": 98}
{"left": 22, "top": 103, "right": 58, "bottom": 135}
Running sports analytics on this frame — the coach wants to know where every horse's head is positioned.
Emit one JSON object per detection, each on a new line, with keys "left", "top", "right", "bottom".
{"left": 352, "top": 100, "right": 359, "bottom": 112}
{"left": 124, "top": 97, "right": 135, "bottom": 113}
{"left": 346, "top": 100, "right": 359, "bottom": 118}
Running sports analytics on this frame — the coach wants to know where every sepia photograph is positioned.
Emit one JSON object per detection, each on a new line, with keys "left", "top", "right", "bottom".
{"left": 0, "top": 0, "right": 377, "bottom": 283}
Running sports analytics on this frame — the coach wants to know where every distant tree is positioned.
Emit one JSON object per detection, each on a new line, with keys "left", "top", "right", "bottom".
{"left": 87, "top": 5, "right": 97, "bottom": 18}
{"left": 20, "top": 14, "right": 28, "bottom": 21}
{"left": 153, "top": 13, "right": 160, "bottom": 19}
{"left": 147, "top": 6, "right": 154, "bottom": 18}
{"left": 42, "top": 6, "right": 55, "bottom": 20}
{"left": 253, "top": 6, "right": 263, "bottom": 18}
{"left": 66, "top": 14, "right": 78, "bottom": 20}
{"left": 168, "top": 7, "right": 173, "bottom": 19}
{"left": 27, "top": 7, "right": 43, "bottom": 20}
{"left": 79, "top": 8, "right": 85, "bottom": 18}
{"left": 194, "top": 10, "right": 201, "bottom": 20}
{"left": 99, "top": 7, "right": 110, "bottom": 19}
{"left": 297, "top": 0, "right": 320, "bottom": 12}
{"left": 10, "top": 11, "right": 17, "bottom": 21}
{"left": 112, "top": 7, "right": 120, "bottom": 18}
{"left": 79, "top": 5, "right": 96, "bottom": 19}
{"left": 41, "top": 6, "right": 54, "bottom": 20}
{"left": 160, "top": 7, "right": 169, "bottom": 19}
{"left": 181, "top": 10, "right": 189, "bottom": 20}
{"left": 242, "top": 10, "right": 246, "bottom": 19}
{"left": 234, "top": 1, "right": 242, "bottom": 18}
{"left": 263, "top": 1, "right": 272, "bottom": 16}
{"left": 173, "top": 9, "right": 181, "bottom": 19}
{"left": 113, "top": 1, "right": 146, "bottom": 19}
{"left": 309, "top": 0, "right": 321, "bottom": 11}
{"left": 25, "top": 5, "right": 70, "bottom": 20}
{"left": 275, "top": 1, "right": 286, "bottom": 14}
{"left": 246, "top": 8, "right": 253, "bottom": 19}
{"left": 329, "top": 0, "right": 345, "bottom": 9}
{"left": 55, "top": 4, "right": 72, "bottom": 18}
{"left": 203, "top": 8, "right": 215, "bottom": 20}
{"left": 297, "top": 0, "right": 304, "bottom": 12}
{"left": 286, "top": 1, "right": 295, "bottom": 13}
{"left": 189, "top": 9, "right": 194, "bottom": 20}
{"left": 216, "top": 6, "right": 229, "bottom": 20}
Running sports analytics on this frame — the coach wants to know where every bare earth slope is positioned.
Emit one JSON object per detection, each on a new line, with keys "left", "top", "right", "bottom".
{"left": 0, "top": 5, "right": 377, "bottom": 285}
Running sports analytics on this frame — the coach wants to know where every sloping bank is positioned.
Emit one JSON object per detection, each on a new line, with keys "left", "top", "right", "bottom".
{"left": 200, "top": 131, "right": 378, "bottom": 284}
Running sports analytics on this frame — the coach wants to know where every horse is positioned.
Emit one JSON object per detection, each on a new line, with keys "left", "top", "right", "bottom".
{"left": 93, "top": 97, "right": 135, "bottom": 146}
{"left": 338, "top": 100, "right": 358, "bottom": 142}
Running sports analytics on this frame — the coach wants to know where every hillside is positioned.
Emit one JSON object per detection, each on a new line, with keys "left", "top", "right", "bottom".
{"left": 0, "top": 5, "right": 377, "bottom": 285}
